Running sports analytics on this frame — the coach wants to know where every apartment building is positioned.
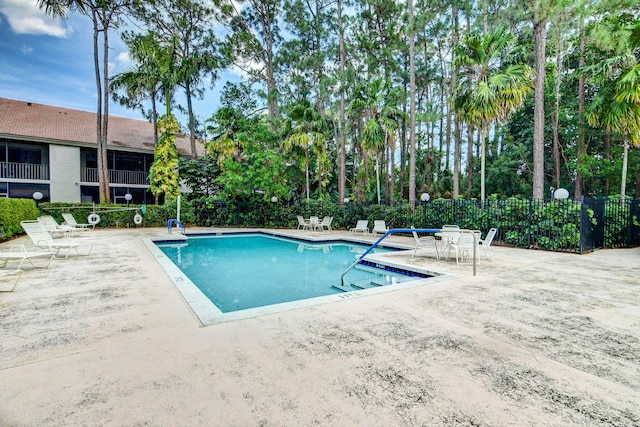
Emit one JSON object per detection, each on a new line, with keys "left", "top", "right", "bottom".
{"left": 0, "top": 97, "right": 202, "bottom": 204}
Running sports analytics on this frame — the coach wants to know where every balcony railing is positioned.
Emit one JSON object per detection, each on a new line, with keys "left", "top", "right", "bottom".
{"left": 0, "top": 162, "right": 50, "bottom": 180}
{"left": 82, "top": 168, "right": 149, "bottom": 185}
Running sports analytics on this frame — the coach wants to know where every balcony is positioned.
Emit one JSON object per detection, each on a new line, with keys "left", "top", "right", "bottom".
{"left": 0, "top": 162, "right": 50, "bottom": 180}
{"left": 81, "top": 168, "right": 149, "bottom": 185}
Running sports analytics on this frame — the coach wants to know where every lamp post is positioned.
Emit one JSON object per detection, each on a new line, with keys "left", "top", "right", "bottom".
{"left": 420, "top": 193, "right": 430, "bottom": 226}
{"left": 271, "top": 196, "right": 279, "bottom": 228}
{"left": 32, "top": 191, "right": 43, "bottom": 210}
{"left": 125, "top": 193, "right": 132, "bottom": 227}
{"left": 553, "top": 188, "right": 569, "bottom": 200}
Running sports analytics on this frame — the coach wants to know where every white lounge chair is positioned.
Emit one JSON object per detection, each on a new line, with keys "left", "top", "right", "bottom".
{"left": 62, "top": 212, "right": 94, "bottom": 230}
{"left": 0, "top": 246, "right": 54, "bottom": 270}
{"left": 350, "top": 220, "right": 369, "bottom": 235}
{"left": 372, "top": 220, "right": 389, "bottom": 236}
{"left": 411, "top": 226, "right": 439, "bottom": 259}
{"left": 0, "top": 268, "right": 23, "bottom": 292}
{"left": 479, "top": 228, "right": 497, "bottom": 260}
{"left": 37, "top": 215, "right": 76, "bottom": 238}
{"left": 319, "top": 216, "right": 333, "bottom": 232}
{"left": 20, "top": 220, "right": 93, "bottom": 259}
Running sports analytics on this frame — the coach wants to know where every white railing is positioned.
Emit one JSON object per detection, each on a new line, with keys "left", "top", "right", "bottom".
{"left": 0, "top": 162, "right": 49, "bottom": 180}
{"left": 81, "top": 168, "right": 149, "bottom": 185}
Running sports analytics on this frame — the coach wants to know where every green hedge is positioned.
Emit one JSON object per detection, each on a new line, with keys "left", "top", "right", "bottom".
{"left": 0, "top": 198, "right": 40, "bottom": 240}
{"left": 37, "top": 201, "right": 196, "bottom": 229}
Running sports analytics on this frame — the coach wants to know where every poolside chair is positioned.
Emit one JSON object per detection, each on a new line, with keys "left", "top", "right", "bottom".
{"left": 296, "top": 216, "right": 311, "bottom": 230}
{"left": 37, "top": 215, "right": 76, "bottom": 238}
{"left": 479, "top": 228, "right": 497, "bottom": 261}
{"left": 350, "top": 220, "right": 369, "bottom": 235}
{"left": 319, "top": 216, "right": 333, "bottom": 232}
{"left": 446, "top": 230, "right": 480, "bottom": 264}
{"left": 437, "top": 225, "right": 461, "bottom": 253}
{"left": 0, "top": 246, "right": 54, "bottom": 270}
{"left": 372, "top": 220, "right": 389, "bottom": 236}
{"left": 0, "top": 268, "right": 23, "bottom": 292}
{"left": 62, "top": 212, "right": 94, "bottom": 230}
{"left": 20, "top": 220, "right": 93, "bottom": 259}
{"left": 309, "top": 216, "right": 321, "bottom": 231}
{"left": 411, "top": 226, "right": 439, "bottom": 260}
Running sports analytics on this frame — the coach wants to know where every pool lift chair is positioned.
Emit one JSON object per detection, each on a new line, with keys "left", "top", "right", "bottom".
{"left": 410, "top": 226, "right": 439, "bottom": 260}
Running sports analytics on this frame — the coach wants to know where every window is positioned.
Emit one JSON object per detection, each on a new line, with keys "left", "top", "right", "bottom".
{"left": 8, "top": 146, "right": 42, "bottom": 164}
{"left": 114, "top": 152, "right": 145, "bottom": 171}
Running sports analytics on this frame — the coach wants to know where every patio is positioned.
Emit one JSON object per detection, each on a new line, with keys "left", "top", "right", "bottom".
{"left": 1, "top": 227, "right": 639, "bottom": 425}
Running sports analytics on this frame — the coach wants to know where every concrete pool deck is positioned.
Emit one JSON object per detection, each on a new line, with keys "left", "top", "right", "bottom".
{"left": 1, "top": 227, "right": 639, "bottom": 425}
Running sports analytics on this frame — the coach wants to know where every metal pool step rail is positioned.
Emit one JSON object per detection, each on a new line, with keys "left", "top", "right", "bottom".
{"left": 339, "top": 228, "right": 478, "bottom": 287}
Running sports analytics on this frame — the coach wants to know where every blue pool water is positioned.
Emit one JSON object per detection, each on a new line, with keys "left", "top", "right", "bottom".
{"left": 156, "top": 234, "right": 428, "bottom": 313}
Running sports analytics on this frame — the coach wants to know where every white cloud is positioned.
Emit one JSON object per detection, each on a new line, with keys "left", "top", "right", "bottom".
{"left": 21, "top": 45, "right": 33, "bottom": 54}
{"left": 0, "top": 0, "right": 73, "bottom": 37}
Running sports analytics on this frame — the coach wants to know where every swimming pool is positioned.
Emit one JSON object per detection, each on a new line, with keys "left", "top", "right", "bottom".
{"left": 147, "top": 232, "right": 445, "bottom": 324}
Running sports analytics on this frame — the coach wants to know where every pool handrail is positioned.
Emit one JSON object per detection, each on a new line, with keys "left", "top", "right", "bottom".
{"left": 340, "top": 228, "right": 477, "bottom": 287}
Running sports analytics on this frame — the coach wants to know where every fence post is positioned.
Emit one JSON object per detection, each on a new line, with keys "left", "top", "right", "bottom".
{"left": 528, "top": 198, "right": 532, "bottom": 248}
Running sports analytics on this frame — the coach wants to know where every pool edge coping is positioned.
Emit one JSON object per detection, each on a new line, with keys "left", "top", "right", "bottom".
{"left": 143, "top": 230, "right": 457, "bottom": 326}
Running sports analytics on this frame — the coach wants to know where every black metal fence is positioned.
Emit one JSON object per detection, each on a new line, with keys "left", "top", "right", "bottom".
{"left": 191, "top": 197, "right": 640, "bottom": 254}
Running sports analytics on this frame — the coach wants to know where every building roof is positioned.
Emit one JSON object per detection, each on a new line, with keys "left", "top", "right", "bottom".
{"left": 0, "top": 97, "right": 204, "bottom": 157}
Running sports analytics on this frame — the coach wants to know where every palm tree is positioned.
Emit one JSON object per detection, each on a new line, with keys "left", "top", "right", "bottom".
{"left": 348, "top": 79, "right": 404, "bottom": 204}
{"left": 586, "top": 17, "right": 640, "bottom": 201}
{"left": 454, "top": 26, "right": 534, "bottom": 202}
{"left": 282, "top": 100, "right": 328, "bottom": 202}
{"left": 110, "top": 31, "right": 164, "bottom": 145}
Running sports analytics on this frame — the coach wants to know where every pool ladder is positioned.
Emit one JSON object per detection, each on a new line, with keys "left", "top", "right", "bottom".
{"left": 339, "top": 228, "right": 478, "bottom": 288}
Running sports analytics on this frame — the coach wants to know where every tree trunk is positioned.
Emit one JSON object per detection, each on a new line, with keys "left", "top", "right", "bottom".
{"left": 101, "top": 19, "right": 111, "bottom": 204}
{"left": 93, "top": 9, "right": 110, "bottom": 205}
{"left": 451, "top": 3, "right": 459, "bottom": 198}
{"left": 621, "top": 139, "right": 629, "bottom": 201}
{"left": 467, "top": 124, "right": 474, "bottom": 195}
{"left": 338, "top": 0, "right": 346, "bottom": 205}
{"left": 532, "top": 17, "right": 547, "bottom": 199}
{"left": 151, "top": 93, "right": 159, "bottom": 145}
{"left": 480, "top": 128, "right": 486, "bottom": 201}
{"left": 575, "top": 16, "right": 586, "bottom": 199}
{"left": 186, "top": 81, "right": 198, "bottom": 158}
{"left": 552, "top": 31, "right": 565, "bottom": 189}
{"left": 408, "top": 0, "right": 416, "bottom": 208}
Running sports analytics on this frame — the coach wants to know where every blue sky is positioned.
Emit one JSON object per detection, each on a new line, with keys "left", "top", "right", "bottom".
{"left": 0, "top": 0, "right": 234, "bottom": 129}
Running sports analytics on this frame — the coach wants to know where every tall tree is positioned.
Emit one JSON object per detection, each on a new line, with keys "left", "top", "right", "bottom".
{"left": 408, "top": 0, "right": 417, "bottom": 207}
{"left": 349, "top": 79, "right": 404, "bottom": 204}
{"left": 110, "top": 31, "right": 164, "bottom": 145}
{"left": 282, "top": 100, "right": 329, "bottom": 202}
{"left": 585, "top": 15, "right": 640, "bottom": 200}
{"left": 133, "top": 0, "right": 225, "bottom": 158}
{"left": 38, "top": 0, "right": 131, "bottom": 204}
{"left": 219, "top": 0, "right": 282, "bottom": 126}
{"left": 455, "top": 25, "right": 534, "bottom": 201}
